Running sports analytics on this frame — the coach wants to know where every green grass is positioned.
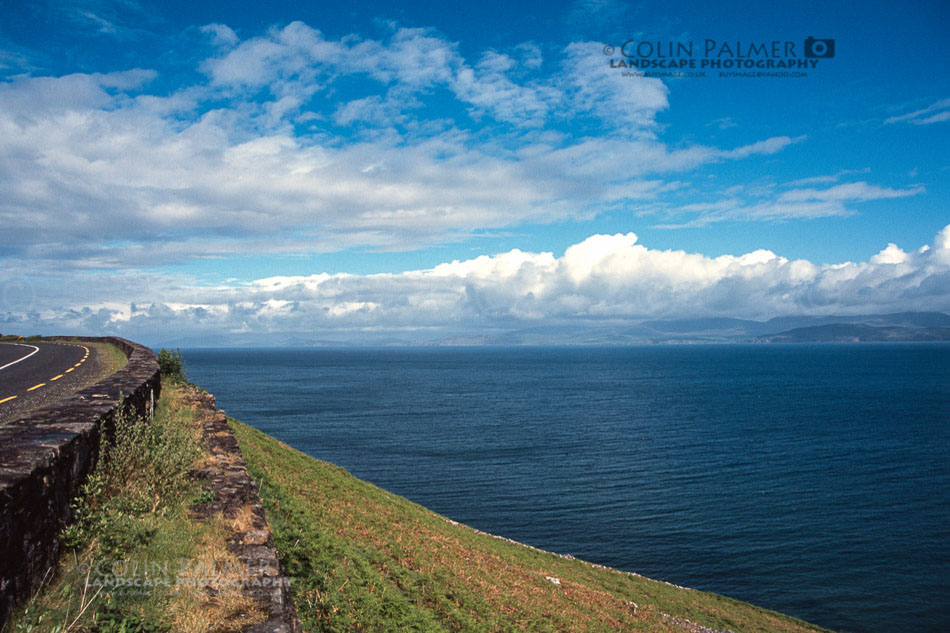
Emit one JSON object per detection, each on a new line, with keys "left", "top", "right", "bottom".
{"left": 46, "top": 338, "right": 128, "bottom": 380}
{"left": 229, "top": 418, "right": 834, "bottom": 633}
{"left": 82, "top": 341, "right": 128, "bottom": 383}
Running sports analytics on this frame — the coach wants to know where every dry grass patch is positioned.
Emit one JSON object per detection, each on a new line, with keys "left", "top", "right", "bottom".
{"left": 166, "top": 518, "right": 266, "bottom": 633}
{"left": 228, "top": 504, "right": 261, "bottom": 534}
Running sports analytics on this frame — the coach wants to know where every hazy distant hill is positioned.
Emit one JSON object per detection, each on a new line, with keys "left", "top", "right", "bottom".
{"left": 153, "top": 311, "right": 950, "bottom": 347}
{"left": 762, "top": 324, "right": 950, "bottom": 343}
{"left": 641, "top": 312, "right": 950, "bottom": 338}
{"left": 430, "top": 312, "right": 950, "bottom": 346}
{"left": 639, "top": 317, "right": 763, "bottom": 335}
{"left": 756, "top": 311, "right": 950, "bottom": 334}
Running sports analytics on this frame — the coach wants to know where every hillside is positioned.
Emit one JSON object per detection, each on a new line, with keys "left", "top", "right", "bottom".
{"left": 229, "top": 418, "right": 833, "bottom": 633}
{"left": 762, "top": 323, "right": 950, "bottom": 342}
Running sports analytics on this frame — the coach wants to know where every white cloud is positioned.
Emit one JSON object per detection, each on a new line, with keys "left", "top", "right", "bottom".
{"left": 334, "top": 95, "right": 408, "bottom": 126}
{"left": 200, "top": 23, "right": 239, "bottom": 48}
{"left": 0, "top": 26, "right": 815, "bottom": 268}
{"left": 514, "top": 43, "right": 543, "bottom": 70}
{"left": 6, "top": 226, "right": 948, "bottom": 342}
{"left": 885, "top": 98, "right": 950, "bottom": 126}
{"left": 1, "top": 16, "right": 937, "bottom": 338}
{"left": 561, "top": 41, "right": 669, "bottom": 131}
{"left": 779, "top": 181, "right": 925, "bottom": 203}
{"left": 786, "top": 168, "right": 870, "bottom": 187}
{"left": 77, "top": 11, "right": 116, "bottom": 34}
{"left": 870, "top": 243, "right": 909, "bottom": 265}
{"left": 654, "top": 180, "right": 926, "bottom": 228}
{"left": 721, "top": 135, "right": 805, "bottom": 159}
{"left": 452, "top": 50, "right": 555, "bottom": 126}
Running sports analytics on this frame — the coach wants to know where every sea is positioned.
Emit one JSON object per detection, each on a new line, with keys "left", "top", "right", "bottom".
{"left": 181, "top": 344, "right": 950, "bottom": 633}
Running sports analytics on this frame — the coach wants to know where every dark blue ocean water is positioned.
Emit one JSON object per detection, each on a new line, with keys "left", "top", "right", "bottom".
{"left": 181, "top": 345, "right": 950, "bottom": 633}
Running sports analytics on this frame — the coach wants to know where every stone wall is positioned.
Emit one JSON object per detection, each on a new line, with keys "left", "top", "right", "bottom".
{"left": 184, "top": 388, "right": 301, "bottom": 633}
{"left": 0, "top": 337, "right": 160, "bottom": 626}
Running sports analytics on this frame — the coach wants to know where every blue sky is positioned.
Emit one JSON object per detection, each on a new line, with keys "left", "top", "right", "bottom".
{"left": 0, "top": 0, "right": 948, "bottom": 344}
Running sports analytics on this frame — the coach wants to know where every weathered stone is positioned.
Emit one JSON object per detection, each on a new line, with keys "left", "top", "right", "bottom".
{"left": 0, "top": 337, "right": 160, "bottom": 627}
{"left": 185, "top": 386, "right": 300, "bottom": 632}
{"left": 243, "top": 529, "right": 270, "bottom": 546}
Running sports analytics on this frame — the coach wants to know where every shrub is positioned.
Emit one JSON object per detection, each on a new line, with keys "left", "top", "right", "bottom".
{"left": 156, "top": 348, "right": 186, "bottom": 383}
{"left": 63, "top": 407, "right": 200, "bottom": 552}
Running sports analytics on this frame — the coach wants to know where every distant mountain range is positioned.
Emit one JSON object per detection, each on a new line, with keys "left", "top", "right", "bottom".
{"left": 153, "top": 312, "right": 950, "bottom": 347}
{"left": 640, "top": 312, "right": 950, "bottom": 343}
{"left": 428, "top": 312, "right": 950, "bottom": 346}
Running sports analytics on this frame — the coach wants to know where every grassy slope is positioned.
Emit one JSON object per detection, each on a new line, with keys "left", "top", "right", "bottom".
{"left": 230, "top": 418, "right": 833, "bottom": 633}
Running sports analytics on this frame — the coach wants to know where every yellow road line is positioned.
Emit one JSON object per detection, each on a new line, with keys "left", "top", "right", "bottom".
{"left": 3, "top": 344, "right": 93, "bottom": 401}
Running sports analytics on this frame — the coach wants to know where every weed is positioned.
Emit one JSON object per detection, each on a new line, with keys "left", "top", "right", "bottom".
{"left": 63, "top": 407, "right": 200, "bottom": 554}
{"left": 190, "top": 489, "right": 216, "bottom": 505}
{"left": 89, "top": 604, "right": 167, "bottom": 633}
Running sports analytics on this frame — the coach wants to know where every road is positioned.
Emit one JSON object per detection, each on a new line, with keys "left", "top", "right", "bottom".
{"left": 0, "top": 341, "right": 96, "bottom": 422}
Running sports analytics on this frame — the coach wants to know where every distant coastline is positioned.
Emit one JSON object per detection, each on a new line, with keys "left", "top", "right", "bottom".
{"left": 153, "top": 311, "right": 950, "bottom": 348}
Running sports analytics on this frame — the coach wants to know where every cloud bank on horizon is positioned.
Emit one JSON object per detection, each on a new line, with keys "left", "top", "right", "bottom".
{"left": 4, "top": 227, "right": 949, "bottom": 344}
{"left": 0, "top": 2, "right": 948, "bottom": 344}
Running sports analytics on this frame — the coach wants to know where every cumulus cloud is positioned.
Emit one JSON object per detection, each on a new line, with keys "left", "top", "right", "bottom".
{"left": 6, "top": 227, "right": 948, "bottom": 343}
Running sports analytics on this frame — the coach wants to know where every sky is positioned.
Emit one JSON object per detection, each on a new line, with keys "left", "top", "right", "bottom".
{"left": 0, "top": 0, "right": 948, "bottom": 345}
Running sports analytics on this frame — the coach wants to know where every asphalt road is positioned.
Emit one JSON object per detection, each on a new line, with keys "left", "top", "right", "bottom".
{"left": 0, "top": 341, "right": 96, "bottom": 422}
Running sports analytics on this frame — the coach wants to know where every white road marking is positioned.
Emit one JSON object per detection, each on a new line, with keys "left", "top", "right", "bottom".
{"left": 0, "top": 343, "right": 40, "bottom": 373}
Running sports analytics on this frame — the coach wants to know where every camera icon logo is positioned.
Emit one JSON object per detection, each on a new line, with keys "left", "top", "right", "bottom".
{"left": 804, "top": 36, "right": 835, "bottom": 58}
